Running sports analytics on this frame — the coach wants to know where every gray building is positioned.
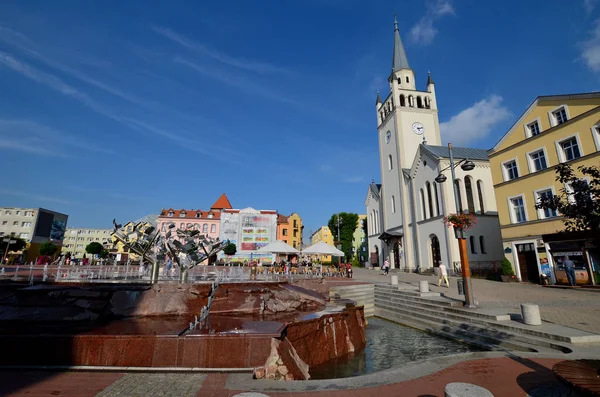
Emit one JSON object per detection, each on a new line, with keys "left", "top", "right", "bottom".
{"left": 63, "top": 227, "right": 112, "bottom": 259}
{"left": 0, "top": 207, "right": 68, "bottom": 261}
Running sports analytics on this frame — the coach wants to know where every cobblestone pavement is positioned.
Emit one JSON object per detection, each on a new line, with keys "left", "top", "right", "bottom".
{"left": 0, "top": 357, "right": 577, "bottom": 396}
{"left": 351, "top": 267, "right": 600, "bottom": 333}
{"left": 95, "top": 373, "right": 206, "bottom": 397}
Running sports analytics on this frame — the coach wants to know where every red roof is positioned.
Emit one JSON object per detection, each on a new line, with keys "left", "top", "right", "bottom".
{"left": 158, "top": 209, "right": 221, "bottom": 220}
{"left": 211, "top": 193, "right": 232, "bottom": 210}
{"left": 277, "top": 214, "right": 289, "bottom": 224}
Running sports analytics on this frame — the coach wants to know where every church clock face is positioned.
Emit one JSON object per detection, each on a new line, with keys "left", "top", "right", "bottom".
{"left": 412, "top": 122, "right": 424, "bottom": 135}
{"left": 385, "top": 130, "right": 391, "bottom": 143}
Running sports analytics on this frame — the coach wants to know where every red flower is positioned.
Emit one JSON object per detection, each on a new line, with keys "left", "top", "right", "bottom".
{"left": 442, "top": 213, "right": 477, "bottom": 231}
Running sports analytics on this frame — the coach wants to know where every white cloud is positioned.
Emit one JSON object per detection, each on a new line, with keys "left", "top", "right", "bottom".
{"left": 584, "top": 0, "right": 599, "bottom": 13}
{"left": 409, "top": 0, "right": 455, "bottom": 45}
{"left": 440, "top": 95, "right": 511, "bottom": 146}
{"left": 152, "top": 26, "right": 292, "bottom": 76}
{"left": 0, "top": 188, "right": 79, "bottom": 206}
{"left": 409, "top": 19, "right": 438, "bottom": 46}
{"left": 431, "top": 0, "right": 455, "bottom": 17}
{"left": 0, "top": 119, "right": 114, "bottom": 157}
{"left": 581, "top": 19, "right": 600, "bottom": 72}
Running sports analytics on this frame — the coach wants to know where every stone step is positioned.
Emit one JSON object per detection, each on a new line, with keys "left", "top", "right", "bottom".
{"left": 375, "top": 290, "right": 509, "bottom": 322}
{"left": 374, "top": 298, "right": 595, "bottom": 346}
{"left": 375, "top": 289, "right": 463, "bottom": 307}
{"left": 374, "top": 308, "right": 562, "bottom": 354}
{"left": 330, "top": 284, "right": 374, "bottom": 292}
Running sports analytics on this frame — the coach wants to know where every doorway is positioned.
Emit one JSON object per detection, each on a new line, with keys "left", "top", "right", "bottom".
{"left": 517, "top": 243, "right": 539, "bottom": 283}
{"left": 431, "top": 235, "right": 441, "bottom": 267}
{"left": 393, "top": 242, "right": 401, "bottom": 269}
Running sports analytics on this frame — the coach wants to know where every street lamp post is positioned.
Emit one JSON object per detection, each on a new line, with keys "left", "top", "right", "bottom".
{"left": 435, "top": 143, "right": 476, "bottom": 308}
{"left": 2, "top": 238, "right": 17, "bottom": 265}
{"left": 336, "top": 213, "right": 343, "bottom": 263}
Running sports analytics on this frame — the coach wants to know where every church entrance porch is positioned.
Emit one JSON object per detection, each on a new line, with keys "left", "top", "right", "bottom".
{"left": 378, "top": 231, "right": 403, "bottom": 269}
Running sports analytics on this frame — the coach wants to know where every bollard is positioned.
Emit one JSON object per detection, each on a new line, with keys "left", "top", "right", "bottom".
{"left": 457, "top": 278, "right": 465, "bottom": 295}
{"left": 444, "top": 382, "right": 493, "bottom": 397}
{"left": 520, "top": 303, "right": 542, "bottom": 326}
{"left": 419, "top": 280, "right": 429, "bottom": 293}
{"left": 391, "top": 275, "right": 398, "bottom": 285}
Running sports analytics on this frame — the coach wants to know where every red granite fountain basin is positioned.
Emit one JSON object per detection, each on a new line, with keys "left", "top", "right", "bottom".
{"left": 0, "top": 280, "right": 366, "bottom": 372}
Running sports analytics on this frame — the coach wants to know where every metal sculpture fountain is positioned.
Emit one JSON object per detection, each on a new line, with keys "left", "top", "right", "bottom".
{"left": 111, "top": 219, "right": 227, "bottom": 284}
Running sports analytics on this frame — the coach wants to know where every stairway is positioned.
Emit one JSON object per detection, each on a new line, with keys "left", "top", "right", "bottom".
{"left": 330, "top": 283, "right": 375, "bottom": 317}
{"left": 374, "top": 284, "right": 574, "bottom": 354}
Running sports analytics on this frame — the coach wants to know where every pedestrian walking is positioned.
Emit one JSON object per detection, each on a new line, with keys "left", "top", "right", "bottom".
{"left": 437, "top": 261, "right": 449, "bottom": 287}
{"left": 383, "top": 257, "right": 390, "bottom": 275}
{"left": 563, "top": 256, "right": 576, "bottom": 286}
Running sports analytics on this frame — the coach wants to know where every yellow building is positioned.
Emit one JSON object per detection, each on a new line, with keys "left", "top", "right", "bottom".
{"left": 310, "top": 226, "right": 334, "bottom": 262}
{"left": 489, "top": 92, "right": 600, "bottom": 284}
{"left": 287, "top": 213, "right": 303, "bottom": 249}
{"left": 111, "top": 219, "right": 156, "bottom": 264}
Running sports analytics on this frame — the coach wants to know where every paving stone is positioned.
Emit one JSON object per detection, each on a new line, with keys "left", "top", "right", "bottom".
{"left": 95, "top": 373, "right": 206, "bottom": 397}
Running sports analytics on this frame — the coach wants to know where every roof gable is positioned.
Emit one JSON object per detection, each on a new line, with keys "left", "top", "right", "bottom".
{"left": 210, "top": 193, "right": 232, "bottom": 210}
{"left": 490, "top": 91, "right": 600, "bottom": 153}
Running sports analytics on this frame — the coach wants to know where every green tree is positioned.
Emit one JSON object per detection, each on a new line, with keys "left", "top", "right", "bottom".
{"left": 0, "top": 236, "right": 27, "bottom": 253}
{"left": 39, "top": 242, "right": 57, "bottom": 256}
{"left": 99, "top": 249, "right": 110, "bottom": 259}
{"left": 223, "top": 242, "right": 237, "bottom": 256}
{"left": 536, "top": 163, "right": 600, "bottom": 233}
{"left": 85, "top": 242, "right": 104, "bottom": 256}
{"left": 328, "top": 212, "right": 359, "bottom": 262}
{"left": 501, "top": 257, "right": 514, "bottom": 276}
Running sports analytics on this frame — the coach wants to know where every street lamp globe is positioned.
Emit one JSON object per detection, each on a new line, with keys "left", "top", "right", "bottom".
{"left": 434, "top": 173, "right": 447, "bottom": 183}
{"left": 461, "top": 159, "right": 475, "bottom": 171}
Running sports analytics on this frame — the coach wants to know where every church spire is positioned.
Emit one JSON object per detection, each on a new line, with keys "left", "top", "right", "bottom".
{"left": 392, "top": 14, "right": 410, "bottom": 72}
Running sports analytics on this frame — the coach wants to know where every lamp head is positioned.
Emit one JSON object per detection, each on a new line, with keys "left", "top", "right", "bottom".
{"left": 461, "top": 159, "right": 475, "bottom": 171}
{"left": 434, "top": 173, "right": 447, "bottom": 183}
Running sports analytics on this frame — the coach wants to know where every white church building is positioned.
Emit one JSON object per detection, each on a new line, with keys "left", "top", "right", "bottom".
{"left": 365, "top": 18, "right": 504, "bottom": 272}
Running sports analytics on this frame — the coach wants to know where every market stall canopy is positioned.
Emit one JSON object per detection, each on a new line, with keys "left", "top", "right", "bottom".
{"left": 302, "top": 241, "right": 344, "bottom": 256}
{"left": 256, "top": 240, "right": 300, "bottom": 254}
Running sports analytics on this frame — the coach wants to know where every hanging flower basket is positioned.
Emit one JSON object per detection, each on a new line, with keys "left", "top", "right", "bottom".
{"left": 442, "top": 213, "right": 477, "bottom": 231}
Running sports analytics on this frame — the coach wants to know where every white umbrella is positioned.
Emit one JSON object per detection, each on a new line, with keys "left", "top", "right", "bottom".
{"left": 256, "top": 240, "right": 300, "bottom": 254}
{"left": 302, "top": 241, "right": 344, "bottom": 256}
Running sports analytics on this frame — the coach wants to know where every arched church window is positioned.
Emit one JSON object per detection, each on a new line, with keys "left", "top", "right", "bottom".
{"left": 408, "top": 95, "right": 414, "bottom": 107}
{"left": 480, "top": 236, "right": 486, "bottom": 254}
{"left": 433, "top": 182, "right": 440, "bottom": 216}
{"left": 454, "top": 179, "right": 463, "bottom": 212}
{"left": 426, "top": 182, "right": 434, "bottom": 218}
{"left": 388, "top": 155, "right": 393, "bottom": 171}
{"left": 391, "top": 195, "right": 396, "bottom": 213}
{"left": 400, "top": 95, "right": 406, "bottom": 107}
{"left": 397, "top": 78, "right": 401, "bottom": 85}
{"left": 417, "top": 96, "right": 423, "bottom": 108}
{"left": 465, "top": 177, "right": 476, "bottom": 213}
{"left": 406, "top": 76, "right": 409, "bottom": 84}
{"left": 470, "top": 236, "right": 477, "bottom": 254}
{"left": 420, "top": 189, "right": 427, "bottom": 220}
{"left": 424, "top": 97, "right": 430, "bottom": 108}
{"left": 477, "top": 180, "right": 485, "bottom": 214}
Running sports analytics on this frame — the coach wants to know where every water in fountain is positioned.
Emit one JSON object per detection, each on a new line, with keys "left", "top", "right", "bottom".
{"left": 12, "top": 265, "right": 19, "bottom": 281}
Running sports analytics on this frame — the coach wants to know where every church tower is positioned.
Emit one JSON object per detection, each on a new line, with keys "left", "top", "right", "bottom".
{"left": 375, "top": 16, "right": 442, "bottom": 249}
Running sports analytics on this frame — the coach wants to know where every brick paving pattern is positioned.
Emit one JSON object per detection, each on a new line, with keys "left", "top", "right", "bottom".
{"left": 95, "top": 373, "right": 206, "bottom": 397}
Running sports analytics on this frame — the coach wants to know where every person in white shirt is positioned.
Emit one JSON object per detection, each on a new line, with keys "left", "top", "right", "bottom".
{"left": 437, "top": 261, "right": 449, "bottom": 287}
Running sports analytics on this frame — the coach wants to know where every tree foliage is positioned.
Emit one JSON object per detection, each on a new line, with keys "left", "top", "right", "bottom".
{"left": 536, "top": 163, "right": 600, "bottom": 233}
{"left": 501, "top": 257, "right": 514, "bottom": 276}
{"left": 0, "top": 236, "right": 27, "bottom": 252}
{"left": 223, "top": 242, "right": 237, "bottom": 256}
{"left": 85, "top": 242, "right": 104, "bottom": 256}
{"left": 39, "top": 242, "right": 57, "bottom": 256}
{"left": 327, "top": 212, "right": 359, "bottom": 261}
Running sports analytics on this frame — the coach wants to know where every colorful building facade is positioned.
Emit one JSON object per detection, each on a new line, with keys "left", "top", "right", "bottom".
{"left": 276, "top": 212, "right": 303, "bottom": 249}
{"left": 310, "top": 226, "right": 334, "bottom": 262}
{"left": 489, "top": 92, "right": 600, "bottom": 284}
{"left": 352, "top": 215, "right": 368, "bottom": 264}
{"left": 63, "top": 228, "right": 112, "bottom": 259}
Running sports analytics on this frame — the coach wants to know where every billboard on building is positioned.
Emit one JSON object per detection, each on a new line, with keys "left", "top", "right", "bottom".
{"left": 219, "top": 208, "right": 277, "bottom": 262}
{"left": 33, "top": 209, "right": 68, "bottom": 244}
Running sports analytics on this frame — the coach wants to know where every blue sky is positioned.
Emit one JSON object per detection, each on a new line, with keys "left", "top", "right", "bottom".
{"left": 1, "top": 0, "right": 599, "bottom": 238}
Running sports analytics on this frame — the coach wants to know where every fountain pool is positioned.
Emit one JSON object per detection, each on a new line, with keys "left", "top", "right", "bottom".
{"left": 310, "top": 317, "right": 485, "bottom": 379}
